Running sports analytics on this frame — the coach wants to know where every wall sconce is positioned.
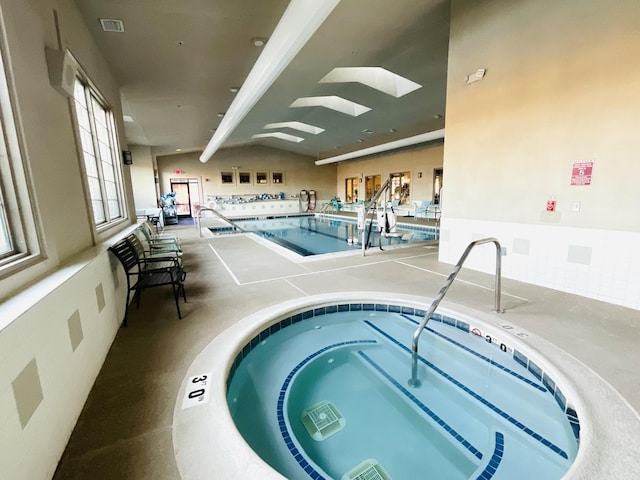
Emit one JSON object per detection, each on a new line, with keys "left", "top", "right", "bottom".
{"left": 418, "top": 172, "right": 422, "bottom": 178}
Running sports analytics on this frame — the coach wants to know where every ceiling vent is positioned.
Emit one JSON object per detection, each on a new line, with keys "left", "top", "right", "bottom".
{"left": 99, "top": 18, "right": 124, "bottom": 33}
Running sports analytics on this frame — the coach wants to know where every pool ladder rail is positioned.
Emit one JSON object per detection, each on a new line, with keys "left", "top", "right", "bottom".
{"left": 409, "top": 238, "right": 504, "bottom": 387}
{"left": 196, "top": 206, "right": 245, "bottom": 237}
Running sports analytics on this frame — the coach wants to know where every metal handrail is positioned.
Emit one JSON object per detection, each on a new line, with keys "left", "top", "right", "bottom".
{"left": 361, "top": 178, "right": 391, "bottom": 255}
{"left": 408, "top": 238, "right": 503, "bottom": 387}
{"left": 196, "top": 207, "right": 245, "bottom": 237}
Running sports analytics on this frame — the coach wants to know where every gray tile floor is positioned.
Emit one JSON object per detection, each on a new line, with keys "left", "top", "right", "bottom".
{"left": 54, "top": 221, "right": 640, "bottom": 479}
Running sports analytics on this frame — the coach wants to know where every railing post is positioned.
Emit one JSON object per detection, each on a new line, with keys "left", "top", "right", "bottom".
{"left": 409, "top": 238, "right": 503, "bottom": 387}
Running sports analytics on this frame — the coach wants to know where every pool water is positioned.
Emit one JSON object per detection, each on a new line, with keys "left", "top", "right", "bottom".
{"left": 222, "top": 215, "right": 436, "bottom": 256}
{"left": 226, "top": 307, "right": 579, "bottom": 480}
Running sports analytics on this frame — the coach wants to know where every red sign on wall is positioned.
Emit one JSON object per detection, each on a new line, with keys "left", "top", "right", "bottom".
{"left": 570, "top": 161, "right": 593, "bottom": 186}
{"left": 546, "top": 200, "right": 556, "bottom": 212}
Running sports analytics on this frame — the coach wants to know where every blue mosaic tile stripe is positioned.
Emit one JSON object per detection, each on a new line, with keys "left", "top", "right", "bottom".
{"left": 399, "top": 314, "right": 547, "bottom": 392}
{"left": 475, "top": 432, "right": 505, "bottom": 480}
{"left": 225, "top": 302, "right": 579, "bottom": 448}
{"left": 357, "top": 351, "right": 483, "bottom": 461}
{"left": 363, "top": 320, "right": 569, "bottom": 460}
{"left": 277, "top": 340, "right": 378, "bottom": 480}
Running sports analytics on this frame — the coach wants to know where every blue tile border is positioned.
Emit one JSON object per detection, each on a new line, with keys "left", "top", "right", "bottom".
{"left": 226, "top": 301, "right": 580, "bottom": 449}
{"left": 276, "top": 340, "right": 377, "bottom": 480}
{"left": 475, "top": 432, "right": 505, "bottom": 480}
{"left": 363, "top": 320, "right": 569, "bottom": 459}
{"left": 357, "top": 350, "right": 483, "bottom": 460}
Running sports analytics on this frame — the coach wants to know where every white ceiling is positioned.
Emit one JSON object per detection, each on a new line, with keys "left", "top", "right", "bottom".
{"left": 74, "top": 0, "right": 450, "bottom": 161}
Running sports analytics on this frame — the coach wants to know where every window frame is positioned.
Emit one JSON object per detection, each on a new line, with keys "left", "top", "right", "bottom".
{"left": 0, "top": 18, "right": 42, "bottom": 277}
{"left": 71, "top": 74, "right": 127, "bottom": 232}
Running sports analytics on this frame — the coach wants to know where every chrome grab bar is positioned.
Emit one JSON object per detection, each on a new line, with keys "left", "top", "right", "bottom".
{"left": 196, "top": 207, "right": 245, "bottom": 237}
{"left": 408, "top": 238, "right": 503, "bottom": 387}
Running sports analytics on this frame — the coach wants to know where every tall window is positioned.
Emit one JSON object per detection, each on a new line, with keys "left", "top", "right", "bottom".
{"left": 0, "top": 28, "right": 39, "bottom": 274}
{"left": 73, "top": 78, "right": 123, "bottom": 226}
{"left": 390, "top": 172, "right": 411, "bottom": 205}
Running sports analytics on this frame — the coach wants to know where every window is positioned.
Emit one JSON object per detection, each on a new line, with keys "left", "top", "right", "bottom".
{"left": 256, "top": 172, "right": 268, "bottom": 184}
{"left": 72, "top": 78, "right": 124, "bottom": 226}
{"left": 0, "top": 29, "right": 40, "bottom": 274}
{"left": 239, "top": 172, "right": 251, "bottom": 184}
{"left": 221, "top": 171, "right": 234, "bottom": 184}
{"left": 345, "top": 177, "right": 359, "bottom": 203}
{"left": 271, "top": 172, "right": 284, "bottom": 184}
{"left": 390, "top": 172, "right": 411, "bottom": 205}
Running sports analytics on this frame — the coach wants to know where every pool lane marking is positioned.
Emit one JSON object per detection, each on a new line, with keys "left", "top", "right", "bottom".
{"left": 356, "top": 350, "right": 484, "bottom": 461}
{"left": 394, "top": 261, "right": 529, "bottom": 302}
{"left": 223, "top": 251, "right": 437, "bottom": 286}
{"left": 363, "top": 320, "right": 569, "bottom": 459}
{"left": 475, "top": 432, "right": 505, "bottom": 480}
{"left": 277, "top": 340, "right": 377, "bottom": 480}
{"left": 397, "top": 314, "right": 547, "bottom": 392}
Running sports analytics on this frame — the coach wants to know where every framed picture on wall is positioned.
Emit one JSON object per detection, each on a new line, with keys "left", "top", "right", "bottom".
{"left": 239, "top": 171, "right": 252, "bottom": 185}
{"left": 256, "top": 172, "right": 268, "bottom": 185}
{"left": 271, "top": 171, "right": 285, "bottom": 184}
{"left": 221, "top": 171, "right": 234, "bottom": 184}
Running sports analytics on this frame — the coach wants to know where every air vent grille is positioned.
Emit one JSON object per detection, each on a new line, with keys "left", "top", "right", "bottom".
{"left": 99, "top": 18, "right": 124, "bottom": 33}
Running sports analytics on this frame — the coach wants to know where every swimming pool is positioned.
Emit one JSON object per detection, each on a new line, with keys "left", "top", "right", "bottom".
{"left": 172, "top": 293, "right": 639, "bottom": 480}
{"left": 226, "top": 305, "right": 578, "bottom": 479}
{"left": 209, "top": 215, "right": 436, "bottom": 256}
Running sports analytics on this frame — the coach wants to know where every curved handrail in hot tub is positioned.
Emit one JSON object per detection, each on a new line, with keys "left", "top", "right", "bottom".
{"left": 409, "top": 237, "right": 504, "bottom": 387}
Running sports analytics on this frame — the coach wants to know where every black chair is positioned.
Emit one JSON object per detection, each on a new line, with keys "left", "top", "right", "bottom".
{"left": 109, "top": 236, "right": 187, "bottom": 326}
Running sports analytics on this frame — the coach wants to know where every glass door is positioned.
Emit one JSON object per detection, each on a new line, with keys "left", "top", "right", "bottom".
{"left": 365, "top": 175, "right": 381, "bottom": 201}
{"left": 345, "top": 177, "right": 359, "bottom": 203}
{"left": 171, "top": 179, "right": 202, "bottom": 217}
{"left": 390, "top": 172, "right": 411, "bottom": 205}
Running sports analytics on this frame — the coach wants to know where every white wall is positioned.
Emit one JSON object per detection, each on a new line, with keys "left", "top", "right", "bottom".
{"left": 440, "top": 0, "right": 640, "bottom": 310}
{"left": 0, "top": 0, "right": 135, "bottom": 477}
{"left": 130, "top": 145, "right": 159, "bottom": 209}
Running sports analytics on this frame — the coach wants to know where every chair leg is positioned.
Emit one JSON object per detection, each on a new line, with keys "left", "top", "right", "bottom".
{"left": 171, "top": 282, "right": 182, "bottom": 319}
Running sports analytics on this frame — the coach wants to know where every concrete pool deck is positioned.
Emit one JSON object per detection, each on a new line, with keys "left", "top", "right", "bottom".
{"left": 53, "top": 222, "right": 640, "bottom": 479}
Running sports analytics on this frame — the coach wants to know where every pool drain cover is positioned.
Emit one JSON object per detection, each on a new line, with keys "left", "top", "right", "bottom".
{"left": 300, "top": 401, "right": 345, "bottom": 441}
{"left": 342, "top": 459, "right": 391, "bottom": 480}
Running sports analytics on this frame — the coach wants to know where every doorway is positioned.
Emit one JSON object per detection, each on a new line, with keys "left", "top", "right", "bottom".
{"left": 170, "top": 178, "right": 201, "bottom": 217}
{"left": 365, "top": 175, "right": 381, "bottom": 201}
{"left": 345, "top": 177, "right": 359, "bottom": 203}
{"left": 433, "top": 168, "right": 443, "bottom": 204}
{"left": 390, "top": 172, "right": 411, "bottom": 205}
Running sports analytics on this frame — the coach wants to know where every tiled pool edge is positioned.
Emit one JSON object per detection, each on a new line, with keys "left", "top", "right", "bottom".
{"left": 226, "top": 302, "right": 581, "bottom": 445}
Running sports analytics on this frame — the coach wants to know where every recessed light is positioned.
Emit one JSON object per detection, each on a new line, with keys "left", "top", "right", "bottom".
{"left": 209, "top": 128, "right": 217, "bottom": 132}
{"left": 251, "top": 37, "right": 268, "bottom": 47}
{"left": 123, "top": 115, "right": 134, "bottom": 123}
{"left": 357, "top": 139, "right": 364, "bottom": 143}
{"left": 433, "top": 114, "right": 442, "bottom": 119}
{"left": 176, "top": 148, "right": 182, "bottom": 152}
{"left": 217, "top": 112, "right": 225, "bottom": 117}
{"left": 229, "top": 87, "right": 239, "bottom": 93}
{"left": 389, "top": 128, "right": 397, "bottom": 133}
{"left": 362, "top": 128, "right": 373, "bottom": 134}
{"left": 177, "top": 41, "right": 184, "bottom": 46}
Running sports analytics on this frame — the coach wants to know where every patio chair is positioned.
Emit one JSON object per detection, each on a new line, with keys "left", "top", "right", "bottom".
{"left": 139, "top": 221, "right": 181, "bottom": 250}
{"left": 109, "top": 236, "right": 187, "bottom": 326}
{"left": 413, "top": 200, "right": 431, "bottom": 220}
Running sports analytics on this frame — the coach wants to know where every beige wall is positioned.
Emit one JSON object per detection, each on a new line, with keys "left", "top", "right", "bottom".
{"left": 130, "top": 145, "right": 158, "bottom": 209}
{"left": 440, "top": 0, "right": 640, "bottom": 309}
{"left": 0, "top": 0, "right": 135, "bottom": 478}
{"left": 444, "top": 0, "right": 640, "bottom": 230}
{"left": 156, "top": 144, "right": 337, "bottom": 205}
{"left": 336, "top": 142, "right": 444, "bottom": 203}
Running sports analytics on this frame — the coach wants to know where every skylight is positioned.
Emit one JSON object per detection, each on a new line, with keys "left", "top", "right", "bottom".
{"left": 252, "top": 132, "right": 304, "bottom": 143}
{"left": 289, "top": 96, "right": 371, "bottom": 116}
{"left": 264, "top": 121, "right": 325, "bottom": 135}
{"left": 319, "top": 67, "right": 422, "bottom": 97}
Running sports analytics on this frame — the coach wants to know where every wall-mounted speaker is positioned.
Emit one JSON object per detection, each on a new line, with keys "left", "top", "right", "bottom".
{"left": 45, "top": 48, "right": 76, "bottom": 98}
